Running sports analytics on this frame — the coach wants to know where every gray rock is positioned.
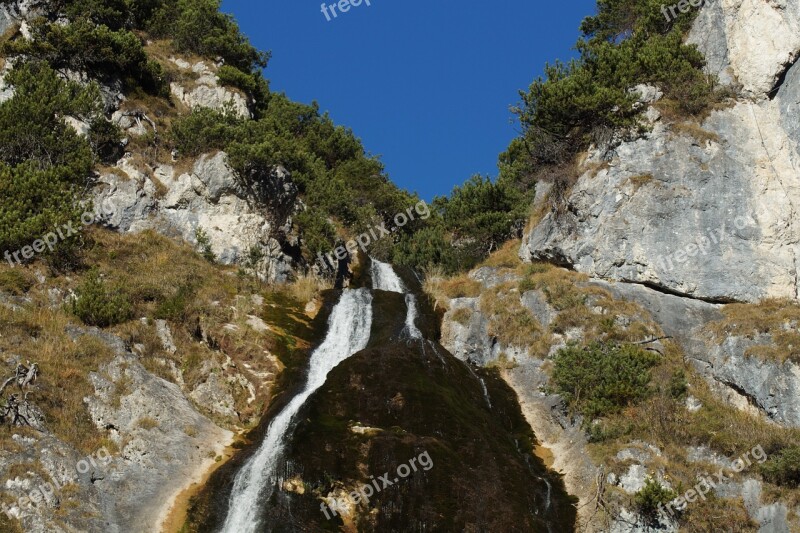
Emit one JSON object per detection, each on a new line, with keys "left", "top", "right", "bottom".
{"left": 585, "top": 279, "right": 722, "bottom": 357}
{"left": 618, "top": 464, "right": 649, "bottom": 494}
{"left": 521, "top": 290, "right": 556, "bottom": 327}
{"left": 689, "top": 334, "right": 800, "bottom": 427}
{"left": 689, "top": 0, "right": 800, "bottom": 97}
{"left": 440, "top": 298, "right": 493, "bottom": 365}
{"left": 522, "top": 97, "right": 800, "bottom": 303}
{"left": 93, "top": 152, "right": 299, "bottom": 282}
{"left": 168, "top": 60, "right": 251, "bottom": 119}
{"left": 155, "top": 320, "right": 176, "bottom": 354}
{"left": 468, "top": 266, "right": 520, "bottom": 288}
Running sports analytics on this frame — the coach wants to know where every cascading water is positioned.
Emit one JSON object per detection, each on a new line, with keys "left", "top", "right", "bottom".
{"left": 219, "top": 288, "right": 373, "bottom": 533}
{"left": 404, "top": 294, "right": 422, "bottom": 339}
{"left": 370, "top": 258, "right": 405, "bottom": 293}
{"left": 370, "top": 258, "right": 422, "bottom": 339}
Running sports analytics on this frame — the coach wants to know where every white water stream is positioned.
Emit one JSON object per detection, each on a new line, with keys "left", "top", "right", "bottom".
{"left": 220, "top": 259, "right": 420, "bottom": 532}
{"left": 219, "top": 288, "right": 373, "bottom": 532}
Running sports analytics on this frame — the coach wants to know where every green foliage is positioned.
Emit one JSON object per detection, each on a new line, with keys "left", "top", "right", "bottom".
{"left": 552, "top": 342, "right": 661, "bottom": 419}
{"left": 155, "top": 284, "right": 193, "bottom": 321}
{"left": 171, "top": 95, "right": 420, "bottom": 265}
{"left": 761, "top": 446, "right": 800, "bottom": 488}
{"left": 147, "top": 0, "right": 269, "bottom": 73}
{"left": 295, "top": 208, "right": 337, "bottom": 263}
{"left": 668, "top": 369, "right": 688, "bottom": 399}
{"left": 394, "top": 176, "right": 529, "bottom": 273}
{"left": 3, "top": 19, "right": 165, "bottom": 93}
{"left": 217, "top": 65, "right": 256, "bottom": 93}
{"left": 635, "top": 477, "right": 677, "bottom": 523}
{"left": 71, "top": 270, "right": 133, "bottom": 327}
{"left": 0, "top": 62, "right": 98, "bottom": 259}
{"left": 194, "top": 227, "right": 215, "bottom": 262}
{"left": 507, "top": 0, "right": 717, "bottom": 207}
{"left": 88, "top": 119, "right": 124, "bottom": 164}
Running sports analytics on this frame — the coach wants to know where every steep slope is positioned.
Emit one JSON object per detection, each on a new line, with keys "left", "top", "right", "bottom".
{"left": 521, "top": 2, "right": 800, "bottom": 304}
{"left": 432, "top": 245, "right": 799, "bottom": 532}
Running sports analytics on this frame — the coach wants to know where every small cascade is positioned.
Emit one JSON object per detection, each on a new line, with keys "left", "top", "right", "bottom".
{"left": 404, "top": 294, "right": 423, "bottom": 339}
{"left": 370, "top": 258, "right": 405, "bottom": 293}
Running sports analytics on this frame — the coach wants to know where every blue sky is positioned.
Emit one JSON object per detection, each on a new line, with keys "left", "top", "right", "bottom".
{"left": 222, "top": 0, "right": 598, "bottom": 200}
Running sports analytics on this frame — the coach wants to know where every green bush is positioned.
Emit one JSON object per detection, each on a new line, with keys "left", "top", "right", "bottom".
{"left": 0, "top": 62, "right": 97, "bottom": 259}
{"left": 155, "top": 285, "right": 194, "bottom": 321}
{"left": 71, "top": 270, "right": 133, "bottom": 327}
{"left": 635, "top": 477, "right": 677, "bottom": 524}
{"left": 217, "top": 65, "right": 256, "bottom": 93}
{"left": 3, "top": 19, "right": 165, "bottom": 93}
{"left": 504, "top": 0, "right": 718, "bottom": 212}
{"left": 89, "top": 119, "right": 124, "bottom": 164}
{"left": 194, "top": 227, "right": 215, "bottom": 262}
{"left": 552, "top": 342, "right": 661, "bottom": 419}
{"left": 761, "top": 446, "right": 800, "bottom": 487}
{"left": 147, "top": 0, "right": 269, "bottom": 73}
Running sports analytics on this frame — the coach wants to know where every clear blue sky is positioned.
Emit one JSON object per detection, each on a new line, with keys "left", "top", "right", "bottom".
{"left": 222, "top": 0, "right": 598, "bottom": 200}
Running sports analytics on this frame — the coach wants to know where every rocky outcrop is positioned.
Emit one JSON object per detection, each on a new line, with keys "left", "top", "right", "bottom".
{"left": 93, "top": 151, "right": 299, "bottom": 282}
{"left": 691, "top": 334, "right": 800, "bottom": 427}
{"left": 439, "top": 264, "right": 797, "bottom": 531}
{"left": 688, "top": 0, "right": 800, "bottom": 98}
{"left": 0, "top": 327, "right": 236, "bottom": 533}
{"left": 169, "top": 59, "right": 252, "bottom": 119}
{"left": 521, "top": 2, "right": 800, "bottom": 304}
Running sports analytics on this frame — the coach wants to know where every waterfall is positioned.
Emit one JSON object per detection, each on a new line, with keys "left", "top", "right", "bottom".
{"left": 220, "top": 259, "right": 425, "bottom": 532}
{"left": 219, "top": 288, "right": 373, "bottom": 533}
{"left": 370, "top": 258, "right": 422, "bottom": 339}
{"left": 370, "top": 258, "right": 405, "bottom": 293}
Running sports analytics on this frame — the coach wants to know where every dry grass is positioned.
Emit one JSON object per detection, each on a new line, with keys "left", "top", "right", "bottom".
{"left": 0, "top": 228, "right": 319, "bottom": 450}
{"left": 672, "top": 121, "right": 721, "bottom": 145}
{"left": 479, "top": 282, "right": 547, "bottom": 356}
{"left": 0, "top": 299, "right": 116, "bottom": 453}
{"left": 628, "top": 173, "right": 654, "bottom": 192}
{"left": 706, "top": 298, "right": 800, "bottom": 363}
{"left": 478, "top": 239, "right": 522, "bottom": 269}
{"left": 282, "top": 274, "right": 330, "bottom": 305}
{"left": 424, "top": 268, "right": 483, "bottom": 311}
{"left": 136, "top": 416, "right": 160, "bottom": 430}
{"left": 450, "top": 307, "right": 473, "bottom": 325}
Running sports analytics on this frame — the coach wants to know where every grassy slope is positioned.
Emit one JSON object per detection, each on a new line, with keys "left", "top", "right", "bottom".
{"left": 426, "top": 242, "right": 800, "bottom": 531}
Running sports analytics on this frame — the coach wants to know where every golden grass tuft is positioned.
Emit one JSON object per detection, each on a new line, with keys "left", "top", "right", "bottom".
{"left": 282, "top": 274, "right": 330, "bottom": 305}
{"left": 706, "top": 298, "right": 800, "bottom": 363}
{"left": 478, "top": 239, "right": 522, "bottom": 269}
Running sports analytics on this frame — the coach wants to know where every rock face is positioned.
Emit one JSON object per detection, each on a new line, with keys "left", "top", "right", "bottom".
{"left": 169, "top": 59, "right": 252, "bottom": 119}
{"left": 688, "top": 0, "right": 800, "bottom": 97}
{"left": 521, "top": 2, "right": 800, "bottom": 304}
{"left": 93, "top": 152, "right": 299, "bottom": 282}
{"left": 0, "top": 327, "right": 235, "bottom": 533}
{"left": 691, "top": 334, "right": 800, "bottom": 427}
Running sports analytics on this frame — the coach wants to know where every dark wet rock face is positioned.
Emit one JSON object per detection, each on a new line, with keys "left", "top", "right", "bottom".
{"left": 186, "top": 273, "right": 576, "bottom": 532}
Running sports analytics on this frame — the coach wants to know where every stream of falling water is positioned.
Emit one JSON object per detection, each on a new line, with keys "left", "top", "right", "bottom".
{"left": 220, "top": 259, "right": 414, "bottom": 532}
